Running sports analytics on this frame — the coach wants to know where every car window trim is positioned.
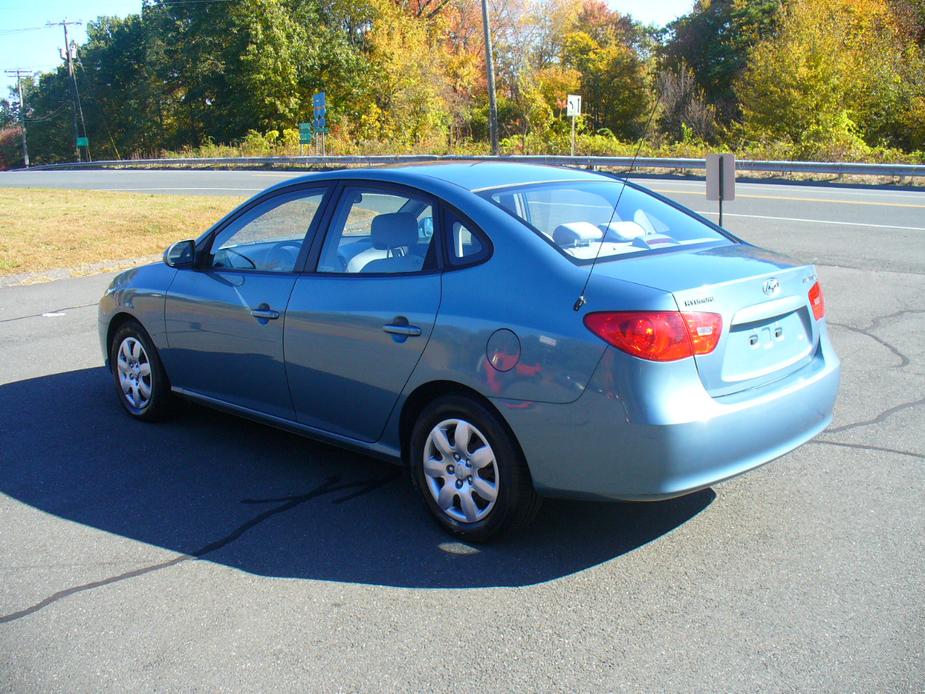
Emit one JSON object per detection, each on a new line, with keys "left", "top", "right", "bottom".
{"left": 303, "top": 180, "right": 446, "bottom": 277}
{"left": 196, "top": 182, "right": 335, "bottom": 276}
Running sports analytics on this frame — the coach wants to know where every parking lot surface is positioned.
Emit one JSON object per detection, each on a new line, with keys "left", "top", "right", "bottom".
{"left": 0, "top": 174, "right": 922, "bottom": 691}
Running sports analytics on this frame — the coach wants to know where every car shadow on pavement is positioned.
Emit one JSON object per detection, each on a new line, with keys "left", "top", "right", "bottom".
{"left": 0, "top": 367, "right": 714, "bottom": 589}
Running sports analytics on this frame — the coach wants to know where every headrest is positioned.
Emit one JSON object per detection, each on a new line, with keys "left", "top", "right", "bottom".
{"left": 371, "top": 213, "right": 419, "bottom": 249}
{"left": 602, "top": 221, "right": 646, "bottom": 241}
{"left": 553, "top": 221, "right": 603, "bottom": 248}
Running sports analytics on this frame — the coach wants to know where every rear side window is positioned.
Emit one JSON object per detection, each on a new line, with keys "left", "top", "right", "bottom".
{"left": 317, "top": 187, "right": 437, "bottom": 274}
{"left": 445, "top": 209, "right": 489, "bottom": 267}
{"left": 483, "top": 180, "right": 731, "bottom": 263}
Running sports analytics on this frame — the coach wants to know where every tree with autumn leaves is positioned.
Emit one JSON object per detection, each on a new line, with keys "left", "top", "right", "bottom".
{"left": 2, "top": 0, "right": 923, "bottom": 167}
{"left": 736, "top": 0, "right": 925, "bottom": 156}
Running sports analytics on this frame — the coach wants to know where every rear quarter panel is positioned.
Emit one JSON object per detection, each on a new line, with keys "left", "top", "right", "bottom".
{"left": 399, "top": 185, "right": 677, "bottom": 406}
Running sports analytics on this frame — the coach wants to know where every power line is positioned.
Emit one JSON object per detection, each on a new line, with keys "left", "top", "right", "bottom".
{"left": 25, "top": 102, "right": 69, "bottom": 124}
{"left": 73, "top": 55, "right": 123, "bottom": 160}
{"left": 0, "top": 26, "right": 45, "bottom": 36}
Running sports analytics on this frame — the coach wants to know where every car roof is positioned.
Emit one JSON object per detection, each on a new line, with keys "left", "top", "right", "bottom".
{"left": 278, "top": 161, "right": 606, "bottom": 193}
{"left": 398, "top": 161, "right": 605, "bottom": 191}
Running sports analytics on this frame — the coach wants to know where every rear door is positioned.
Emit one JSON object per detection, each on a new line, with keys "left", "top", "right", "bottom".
{"left": 284, "top": 183, "right": 441, "bottom": 441}
{"left": 163, "top": 186, "right": 330, "bottom": 419}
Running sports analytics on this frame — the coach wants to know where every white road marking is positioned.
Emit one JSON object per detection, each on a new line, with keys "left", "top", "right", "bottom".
{"left": 41, "top": 312, "right": 66, "bottom": 318}
{"left": 643, "top": 180, "right": 925, "bottom": 201}
{"left": 694, "top": 210, "right": 925, "bottom": 231}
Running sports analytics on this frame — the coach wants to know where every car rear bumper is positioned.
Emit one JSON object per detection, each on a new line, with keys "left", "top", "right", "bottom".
{"left": 492, "top": 339, "right": 840, "bottom": 501}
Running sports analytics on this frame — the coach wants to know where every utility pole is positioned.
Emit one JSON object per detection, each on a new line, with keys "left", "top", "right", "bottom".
{"left": 4, "top": 69, "right": 32, "bottom": 167}
{"left": 47, "top": 20, "right": 90, "bottom": 162}
{"left": 480, "top": 0, "right": 499, "bottom": 156}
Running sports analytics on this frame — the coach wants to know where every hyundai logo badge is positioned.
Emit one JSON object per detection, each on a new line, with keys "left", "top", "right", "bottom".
{"left": 763, "top": 278, "right": 781, "bottom": 296}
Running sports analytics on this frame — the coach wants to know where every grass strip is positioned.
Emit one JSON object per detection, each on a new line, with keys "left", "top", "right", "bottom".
{"left": 0, "top": 188, "right": 248, "bottom": 276}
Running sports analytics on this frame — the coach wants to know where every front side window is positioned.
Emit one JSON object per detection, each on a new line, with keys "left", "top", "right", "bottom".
{"left": 210, "top": 189, "right": 326, "bottom": 272}
{"left": 482, "top": 181, "right": 732, "bottom": 263}
{"left": 318, "top": 187, "right": 436, "bottom": 274}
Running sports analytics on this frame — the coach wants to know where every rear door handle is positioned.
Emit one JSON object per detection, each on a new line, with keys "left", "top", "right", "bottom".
{"left": 250, "top": 307, "right": 280, "bottom": 320}
{"left": 382, "top": 323, "right": 422, "bottom": 337}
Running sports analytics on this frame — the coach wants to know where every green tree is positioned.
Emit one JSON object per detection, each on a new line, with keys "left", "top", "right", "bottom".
{"left": 662, "top": 0, "right": 783, "bottom": 122}
{"left": 561, "top": 29, "right": 650, "bottom": 138}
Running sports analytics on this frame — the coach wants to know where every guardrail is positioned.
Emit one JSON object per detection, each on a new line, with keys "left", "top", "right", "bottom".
{"left": 25, "top": 154, "right": 925, "bottom": 177}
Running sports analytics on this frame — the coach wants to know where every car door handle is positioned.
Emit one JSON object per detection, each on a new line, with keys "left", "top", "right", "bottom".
{"left": 250, "top": 308, "right": 280, "bottom": 320}
{"left": 382, "top": 323, "right": 422, "bottom": 337}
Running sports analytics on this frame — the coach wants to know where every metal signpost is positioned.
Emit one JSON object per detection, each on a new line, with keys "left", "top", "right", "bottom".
{"left": 706, "top": 153, "right": 736, "bottom": 226}
{"left": 312, "top": 92, "right": 327, "bottom": 156}
{"left": 566, "top": 94, "right": 581, "bottom": 157}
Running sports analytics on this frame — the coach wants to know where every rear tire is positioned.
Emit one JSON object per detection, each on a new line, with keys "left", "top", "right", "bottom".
{"left": 109, "top": 320, "right": 175, "bottom": 421}
{"left": 409, "top": 395, "right": 540, "bottom": 541}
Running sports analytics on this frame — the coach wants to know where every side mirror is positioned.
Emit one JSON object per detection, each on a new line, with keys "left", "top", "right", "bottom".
{"left": 164, "top": 240, "right": 195, "bottom": 268}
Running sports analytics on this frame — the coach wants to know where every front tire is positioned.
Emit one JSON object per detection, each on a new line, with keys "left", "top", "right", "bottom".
{"left": 409, "top": 395, "right": 540, "bottom": 541}
{"left": 109, "top": 320, "right": 175, "bottom": 421}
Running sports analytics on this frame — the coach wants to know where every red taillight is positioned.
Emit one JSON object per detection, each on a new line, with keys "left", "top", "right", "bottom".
{"left": 682, "top": 312, "right": 723, "bottom": 355}
{"left": 584, "top": 311, "right": 722, "bottom": 361}
{"left": 808, "top": 281, "right": 825, "bottom": 320}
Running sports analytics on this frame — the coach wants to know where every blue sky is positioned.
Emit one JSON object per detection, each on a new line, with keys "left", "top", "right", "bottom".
{"left": 1, "top": 0, "right": 693, "bottom": 97}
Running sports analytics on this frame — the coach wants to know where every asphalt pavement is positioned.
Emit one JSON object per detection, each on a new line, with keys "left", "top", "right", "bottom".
{"left": 0, "top": 169, "right": 922, "bottom": 691}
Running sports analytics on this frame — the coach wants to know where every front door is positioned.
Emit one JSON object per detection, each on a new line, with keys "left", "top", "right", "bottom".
{"left": 163, "top": 187, "right": 329, "bottom": 420}
{"left": 285, "top": 184, "right": 441, "bottom": 441}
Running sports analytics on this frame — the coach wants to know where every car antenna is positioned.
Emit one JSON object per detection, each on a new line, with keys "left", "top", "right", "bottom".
{"left": 573, "top": 90, "right": 662, "bottom": 312}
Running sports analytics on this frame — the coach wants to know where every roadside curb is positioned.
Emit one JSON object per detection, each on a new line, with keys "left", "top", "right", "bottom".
{"left": 0, "top": 255, "right": 160, "bottom": 288}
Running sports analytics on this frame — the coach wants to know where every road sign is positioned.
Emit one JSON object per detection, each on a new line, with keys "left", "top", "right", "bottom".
{"left": 299, "top": 122, "right": 312, "bottom": 145}
{"left": 706, "top": 153, "right": 736, "bottom": 201}
{"left": 706, "top": 153, "right": 735, "bottom": 226}
{"left": 76, "top": 136, "right": 88, "bottom": 147}
{"left": 312, "top": 92, "right": 327, "bottom": 133}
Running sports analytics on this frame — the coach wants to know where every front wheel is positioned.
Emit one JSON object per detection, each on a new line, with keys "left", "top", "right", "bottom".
{"left": 109, "top": 320, "right": 175, "bottom": 421}
{"left": 409, "top": 395, "right": 540, "bottom": 541}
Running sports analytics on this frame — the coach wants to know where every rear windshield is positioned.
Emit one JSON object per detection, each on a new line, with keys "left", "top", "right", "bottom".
{"left": 481, "top": 180, "right": 732, "bottom": 262}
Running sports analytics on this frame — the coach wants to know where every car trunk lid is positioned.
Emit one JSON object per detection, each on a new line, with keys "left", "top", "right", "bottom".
{"left": 592, "top": 243, "right": 821, "bottom": 396}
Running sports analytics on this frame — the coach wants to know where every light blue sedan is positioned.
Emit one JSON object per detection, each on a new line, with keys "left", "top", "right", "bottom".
{"left": 99, "top": 163, "right": 840, "bottom": 540}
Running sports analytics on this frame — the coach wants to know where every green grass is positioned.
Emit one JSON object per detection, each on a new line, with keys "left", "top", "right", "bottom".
{"left": 0, "top": 188, "right": 247, "bottom": 276}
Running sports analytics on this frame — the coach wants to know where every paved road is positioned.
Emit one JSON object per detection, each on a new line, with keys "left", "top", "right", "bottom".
{"left": 0, "top": 170, "right": 923, "bottom": 691}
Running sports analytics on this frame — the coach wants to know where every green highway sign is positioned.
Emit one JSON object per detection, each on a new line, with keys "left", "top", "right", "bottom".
{"left": 76, "top": 136, "right": 89, "bottom": 147}
{"left": 298, "top": 122, "right": 312, "bottom": 144}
